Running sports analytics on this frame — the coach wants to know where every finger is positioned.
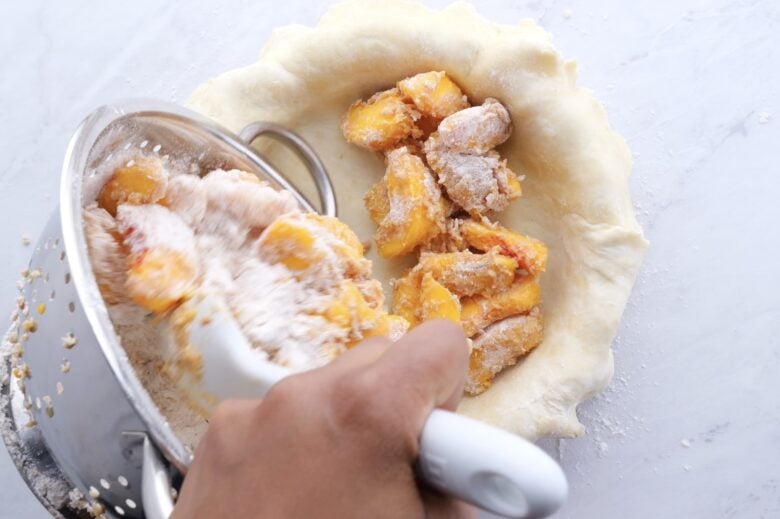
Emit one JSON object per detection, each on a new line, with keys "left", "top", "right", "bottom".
{"left": 370, "top": 320, "right": 469, "bottom": 424}
{"left": 195, "top": 399, "right": 260, "bottom": 457}
{"left": 317, "top": 336, "right": 393, "bottom": 379}
{"left": 332, "top": 336, "right": 394, "bottom": 369}
{"left": 284, "top": 335, "right": 393, "bottom": 391}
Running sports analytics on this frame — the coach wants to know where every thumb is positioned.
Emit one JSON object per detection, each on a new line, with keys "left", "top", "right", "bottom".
{"left": 370, "top": 320, "right": 469, "bottom": 434}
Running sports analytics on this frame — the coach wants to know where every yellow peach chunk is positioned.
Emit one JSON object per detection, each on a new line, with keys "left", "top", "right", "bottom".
{"left": 341, "top": 88, "right": 421, "bottom": 151}
{"left": 98, "top": 156, "right": 168, "bottom": 216}
{"left": 392, "top": 271, "right": 421, "bottom": 327}
{"left": 460, "top": 219, "right": 548, "bottom": 276}
{"left": 364, "top": 177, "right": 390, "bottom": 225}
{"left": 419, "top": 273, "right": 461, "bottom": 324}
{"left": 398, "top": 71, "right": 469, "bottom": 120}
{"left": 323, "top": 281, "right": 409, "bottom": 347}
{"left": 362, "top": 313, "right": 409, "bottom": 342}
{"left": 460, "top": 277, "right": 541, "bottom": 336}
{"left": 126, "top": 248, "right": 196, "bottom": 314}
{"left": 417, "top": 249, "right": 517, "bottom": 296}
{"left": 376, "top": 147, "right": 445, "bottom": 258}
{"left": 503, "top": 169, "right": 523, "bottom": 199}
{"left": 258, "top": 218, "right": 321, "bottom": 272}
{"left": 466, "top": 308, "right": 543, "bottom": 395}
{"left": 305, "top": 214, "right": 364, "bottom": 260}
{"left": 323, "top": 281, "right": 377, "bottom": 330}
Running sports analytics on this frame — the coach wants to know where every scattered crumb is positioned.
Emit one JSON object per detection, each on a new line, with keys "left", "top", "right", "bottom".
{"left": 60, "top": 360, "right": 71, "bottom": 373}
{"left": 67, "top": 488, "right": 86, "bottom": 509}
{"left": 680, "top": 438, "right": 691, "bottom": 448}
{"left": 87, "top": 501, "right": 105, "bottom": 518}
{"left": 22, "top": 319, "right": 37, "bottom": 333}
{"left": 597, "top": 440, "right": 609, "bottom": 457}
{"left": 21, "top": 234, "right": 31, "bottom": 246}
{"left": 36, "top": 303, "right": 46, "bottom": 315}
{"left": 88, "top": 486, "right": 100, "bottom": 499}
{"left": 25, "top": 419, "right": 38, "bottom": 428}
{"left": 758, "top": 111, "right": 772, "bottom": 124}
{"left": 12, "top": 363, "right": 31, "bottom": 380}
{"left": 683, "top": 464, "right": 692, "bottom": 472}
{"left": 56, "top": 382, "right": 64, "bottom": 395}
{"left": 62, "top": 333, "right": 77, "bottom": 349}
{"left": 563, "top": 8, "right": 573, "bottom": 19}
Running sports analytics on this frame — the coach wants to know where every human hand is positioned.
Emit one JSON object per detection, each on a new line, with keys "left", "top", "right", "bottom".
{"left": 172, "top": 320, "right": 474, "bottom": 518}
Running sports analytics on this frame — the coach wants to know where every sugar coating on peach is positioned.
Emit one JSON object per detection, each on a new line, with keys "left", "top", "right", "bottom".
{"left": 419, "top": 273, "right": 461, "bottom": 323}
{"left": 257, "top": 213, "right": 371, "bottom": 285}
{"left": 460, "top": 277, "right": 541, "bottom": 336}
{"left": 97, "top": 156, "right": 168, "bottom": 216}
{"left": 127, "top": 248, "right": 198, "bottom": 314}
{"left": 466, "top": 308, "right": 543, "bottom": 395}
{"left": 372, "top": 146, "right": 446, "bottom": 258}
{"left": 459, "top": 219, "right": 548, "bottom": 276}
{"left": 397, "top": 71, "right": 469, "bottom": 120}
{"left": 201, "top": 169, "right": 299, "bottom": 230}
{"left": 416, "top": 249, "right": 517, "bottom": 297}
{"left": 424, "top": 98, "right": 522, "bottom": 216}
{"left": 116, "top": 204, "right": 199, "bottom": 314}
{"left": 322, "top": 280, "right": 408, "bottom": 346}
{"left": 434, "top": 97, "right": 512, "bottom": 154}
{"left": 364, "top": 177, "right": 390, "bottom": 225}
{"left": 342, "top": 88, "right": 421, "bottom": 151}
{"left": 391, "top": 271, "right": 421, "bottom": 328}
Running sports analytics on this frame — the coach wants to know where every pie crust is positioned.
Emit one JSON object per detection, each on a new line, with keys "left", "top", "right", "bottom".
{"left": 188, "top": 0, "right": 648, "bottom": 439}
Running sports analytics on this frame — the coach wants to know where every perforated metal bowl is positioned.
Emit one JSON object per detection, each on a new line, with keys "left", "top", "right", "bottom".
{"left": 1, "top": 100, "right": 335, "bottom": 518}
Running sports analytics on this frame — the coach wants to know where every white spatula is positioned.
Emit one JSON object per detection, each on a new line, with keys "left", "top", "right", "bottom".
{"left": 165, "top": 295, "right": 567, "bottom": 519}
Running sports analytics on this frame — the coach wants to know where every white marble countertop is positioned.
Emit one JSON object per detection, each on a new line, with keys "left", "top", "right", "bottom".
{"left": 2, "top": 1, "right": 778, "bottom": 517}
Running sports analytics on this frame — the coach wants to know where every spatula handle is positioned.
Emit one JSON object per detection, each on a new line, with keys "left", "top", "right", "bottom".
{"left": 418, "top": 409, "right": 566, "bottom": 518}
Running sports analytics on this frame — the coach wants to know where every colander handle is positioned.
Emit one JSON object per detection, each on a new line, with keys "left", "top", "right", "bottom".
{"left": 239, "top": 122, "right": 338, "bottom": 217}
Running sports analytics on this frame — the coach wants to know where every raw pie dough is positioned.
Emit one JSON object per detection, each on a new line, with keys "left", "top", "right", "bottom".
{"left": 188, "top": 0, "right": 648, "bottom": 439}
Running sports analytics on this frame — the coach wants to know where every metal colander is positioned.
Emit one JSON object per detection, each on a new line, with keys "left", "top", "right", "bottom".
{"left": 1, "top": 100, "right": 335, "bottom": 518}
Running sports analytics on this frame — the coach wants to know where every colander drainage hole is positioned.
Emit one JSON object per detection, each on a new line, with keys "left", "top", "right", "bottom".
{"left": 59, "top": 251, "right": 66, "bottom": 261}
{"left": 54, "top": 238, "right": 60, "bottom": 247}
{"left": 100, "top": 478, "right": 111, "bottom": 490}
{"left": 68, "top": 302, "right": 76, "bottom": 313}
{"left": 125, "top": 498, "right": 137, "bottom": 509}
{"left": 50, "top": 290, "right": 56, "bottom": 300}
{"left": 64, "top": 272, "right": 71, "bottom": 284}
{"left": 117, "top": 475, "right": 129, "bottom": 487}
{"left": 115, "top": 505, "right": 126, "bottom": 516}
